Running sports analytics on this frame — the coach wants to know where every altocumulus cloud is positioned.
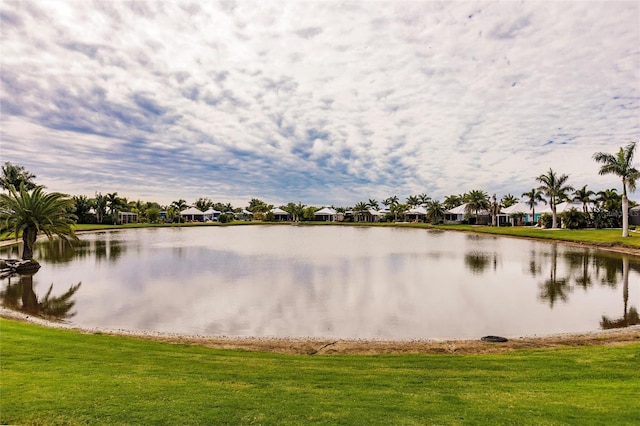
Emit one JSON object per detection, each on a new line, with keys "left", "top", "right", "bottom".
{"left": 0, "top": 0, "right": 638, "bottom": 206}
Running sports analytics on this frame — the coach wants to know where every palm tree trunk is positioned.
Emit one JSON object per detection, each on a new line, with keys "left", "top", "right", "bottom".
{"left": 622, "top": 194, "right": 629, "bottom": 237}
{"left": 21, "top": 226, "right": 37, "bottom": 260}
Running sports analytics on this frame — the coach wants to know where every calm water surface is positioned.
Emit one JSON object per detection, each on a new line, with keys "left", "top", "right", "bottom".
{"left": 1, "top": 226, "right": 638, "bottom": 339}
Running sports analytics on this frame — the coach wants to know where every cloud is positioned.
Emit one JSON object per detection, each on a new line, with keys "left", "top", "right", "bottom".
{"left": 1, "top": 0, "right": 638, "bottom": 207}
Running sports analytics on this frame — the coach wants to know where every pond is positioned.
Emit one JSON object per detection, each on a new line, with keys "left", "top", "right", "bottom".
{"left": 1, "top": 226, "right": 638, "bottom": 340}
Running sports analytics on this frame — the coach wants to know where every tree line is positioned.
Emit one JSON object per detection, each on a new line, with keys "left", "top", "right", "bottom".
{"left": 1, "top": 142, "right": 638, "bottom": 261}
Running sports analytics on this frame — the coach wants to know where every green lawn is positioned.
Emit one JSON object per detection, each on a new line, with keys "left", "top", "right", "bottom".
{"left": 1, "top": 319, "right": 639, "bottom": 425}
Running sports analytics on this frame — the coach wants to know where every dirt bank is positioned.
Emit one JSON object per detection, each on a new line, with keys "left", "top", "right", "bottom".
{"left": 2, "top": 307, "right": 638, "bottom": 355}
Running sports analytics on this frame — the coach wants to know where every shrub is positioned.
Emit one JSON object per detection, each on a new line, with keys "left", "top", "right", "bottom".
{"left": 218, "top": 213, "right": 233, "bottom": 223}
{"left": 560, "top": 208, "right": 588, "bottom": 229}
{"left": 538, "top": 213, "right": 553, "bottom": 228}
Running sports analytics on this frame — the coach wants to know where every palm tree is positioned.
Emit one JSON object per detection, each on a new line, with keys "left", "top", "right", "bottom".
{"left": 382, "top": 196, "right": 398, "bottom": 208}
{"left": 194, "top": 197, "right": 213, "bottom": 211}
{"left": 443, "top": 194, "right": 463, "bottom": 210}
{"left": 536, "top": 168, "right": 574, "bottom": 229}
{"left": 418, "top": 193, "right": 431, "bottom": 206}
{"left": 463, "top": 190, "right": 490, "bottom": 222}
{"left": 383, "top": 196, "right": 399, "bottom": 220}
{"left": 106, "top": 192, "right": 121, "bottom": 223}
{"left": 521, "top": 188, "right": 546, "bottom": 225}
{"left": 593, "top": 142, "right": 639, "bottom": 237}
{"left": 0, "top": 183, "right": 78, "bottom": 260}
{"left": 406, "top": 195, "right": 420, "bottom": 208}
{"left": 367, "top": 199, "right": 379, "bottom": 210}
{"left": 72, "top": 195, "right": 94, "bottom": 224}
{"left": 353, "top": 201, "right": 369, "bottom": 222}
{"left": 93, "top": 192, "right": 108, "bottom": 224}
{"left": 596, "top": 188, "right": 622, "bottom": 212}
{"left": 501, "top": 194, "right": 519, "bottom": 208}
{"left": 572, "top": 185, "right": 595, "bottom": 215}
{"left": 1, "top": 162, "right": 37, "bottom": 191}
{"left": 426, "top": 200, "right": 445, "bottom": 223}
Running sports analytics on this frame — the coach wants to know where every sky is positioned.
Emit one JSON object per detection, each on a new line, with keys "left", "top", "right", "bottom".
{"left": 1, "top": 0, "right": 639, "bottom": 208}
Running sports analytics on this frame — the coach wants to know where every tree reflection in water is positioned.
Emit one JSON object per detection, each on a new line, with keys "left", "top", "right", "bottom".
{"left": 538, "top": 245, "right": 572, "bottom": 308}
{"left": 601, "top": 256, "right": 639, "bottom": 329}
{"left": 464, "top": 251, "right": 497, "bottom": 275}
{"left": 0, "top": 272, "right": 81, "bottom": 319}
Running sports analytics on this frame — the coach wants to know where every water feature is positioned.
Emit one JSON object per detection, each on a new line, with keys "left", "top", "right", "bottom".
{"left": 1, "top": 226, "right": 638, "bottom": 340}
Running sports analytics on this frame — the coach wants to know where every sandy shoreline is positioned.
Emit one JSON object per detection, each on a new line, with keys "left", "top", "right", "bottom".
{"left": 2, "top": 307, "right": 638, "bottom": 355}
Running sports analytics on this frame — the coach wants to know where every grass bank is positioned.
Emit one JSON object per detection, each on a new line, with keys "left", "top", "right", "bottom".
{"left": 1, "top": 318, "right": 639, "bottom": 425}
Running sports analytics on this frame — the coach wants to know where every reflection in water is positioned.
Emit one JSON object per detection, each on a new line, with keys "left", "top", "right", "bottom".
{"left": 1, "top": 227, "right": 638, "bottom": 339}
{"left": 538, "top": 245, "right": 573, "bottom": 308}
{"left": 601, "top": 257, "right": 639, "bottom": 329}
{"left": 0, "top": 272, "right": 81, "bottom": 319}
{"left": 464, "top": 252, "right": 497, "bottom": 275}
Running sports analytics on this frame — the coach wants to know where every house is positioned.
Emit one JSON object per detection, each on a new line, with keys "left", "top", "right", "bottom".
{"left": 405, "top": 206, "right": 427, "bottom": 222}
{"left": 444, "top": 203, "right": 508, "bottom": 225}
{"left": 270, "top": 207, "right": 290, "bottom": 221}
{"left": 203, "top": 208, "right": 221, "bottom": 221}
{"left": 235, "top": 209, "right": 254, "bottom": 221}
{"left": 314, "top": 207, "right": 338, "bottom": 222}
{"left": 119, "top": 211, "right": 138, "bottom": 224}
{"left": 444, "top": 204, "right": 468, "bottom": 223}
{"left": 368, "top": 209, "right": 385, "bottom": 222}
{"left": 504, "top": 201, "right": 595, "bottom": 226}
{"left": 502, "top": 202, "right": 539, "bottom": 225}
{"left": 180, "top": 207, "right": 204, "bottom": 222}
{"left": 630, "top": 205, "right": 640, "bottom": 226}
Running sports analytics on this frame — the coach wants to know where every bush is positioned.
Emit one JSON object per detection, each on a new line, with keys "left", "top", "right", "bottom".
{"left": 560, "top": 208, "right": 588, "bottom": 229}
{"left": 218, "top": 213, "right": 233, "bottom": 223}
{"left": 592, "top": 207, "right": 622, "bottom": 229}
{"left": 538, "top": 213, "right": 553, "bottom": 228}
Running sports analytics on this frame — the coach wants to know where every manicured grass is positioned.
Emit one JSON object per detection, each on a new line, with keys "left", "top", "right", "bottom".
{"left": 426, "top": 224, "right": 640, "bottom": 248}
{"left": 1, "top": 319, "right": 639, "bottom": 425}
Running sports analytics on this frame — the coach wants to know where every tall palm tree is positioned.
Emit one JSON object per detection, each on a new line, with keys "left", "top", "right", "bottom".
{"left": 406, "top": 195, "right": 420, "bottom": 208}
{"left": 536, "top": 168, "right": 574, "bottom": 229}
{"left": 353, "top": 201, "right": 369, "bottom": 222}
{"left": 593, "top": 142, "right": 639, "bottom": 237}
{"left": 93, "top": 192, "right": 108, "bottom": 224}
{"left": 572, "top": 185, "right": 595, "bottom": 215}
{"left": 463, "top": 190, "right": 490, "bottom": 221}
{"left": 383, "top": 196, "right": 399, "bottom": 220}
{"left": 522, "top": 188, "right": 546, "bottom": 225}
{"left": 106, "top": 192, "right": 121, "bottom": 223}
{"left": 382, "top": 195, "right": 399, "bottom": 208}
{"left": 500, "top": 194, "right": 519, "bottom": 208}
{"left": 443, "top": 194, "right": 463, "bottom": 210}
{"left": 367, "top": 199, "right": 379, "bottom": 210}
{"left": 0, "top": 183, "right": 78, "bottom": 260}
{"left": 418, "top": 193, "right": 431, "bottom": 206}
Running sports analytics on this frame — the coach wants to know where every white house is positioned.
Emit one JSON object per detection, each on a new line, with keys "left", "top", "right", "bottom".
{"left": 180, "top": 207, "right": 204, "bottom": 222}
{"left": 203, "top": 208, "right": 221, "bottom": 221}
{"left": 270, "top": 207, "right": 290, "bottom": 221}
{"left": 405, "top": 206, "right": 427, "bottom": 222}
{"left": 444, "top": 203, "right": 507, "bottom": 225}
{"left": 314, "top": 207, "right": 338, "bottom": 221}
{"left": 444, "top": 204, "right": 469, "bottom": 223}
